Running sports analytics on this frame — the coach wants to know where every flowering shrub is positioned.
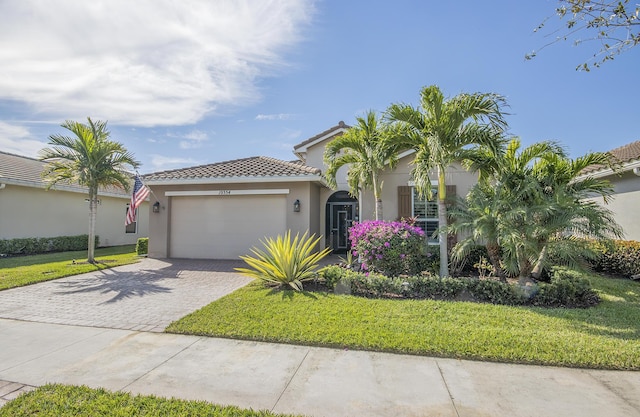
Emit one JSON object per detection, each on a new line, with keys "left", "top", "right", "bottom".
{"left": 349, "top": 220, "right": 426, "bottom": 277}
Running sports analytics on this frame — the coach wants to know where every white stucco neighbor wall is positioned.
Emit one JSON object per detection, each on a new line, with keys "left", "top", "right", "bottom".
{"left": 585, "top": 171, "right": 640, "bottom": 241}
{"left": 0, "top": 184, "right": 148, "bottom": 246}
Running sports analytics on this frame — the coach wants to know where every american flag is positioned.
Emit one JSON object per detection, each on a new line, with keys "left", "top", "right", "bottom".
{"left": 125, "top": 175, "right": 150, "bottom": 226}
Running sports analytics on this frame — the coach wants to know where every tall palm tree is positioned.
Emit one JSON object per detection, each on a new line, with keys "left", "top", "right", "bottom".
{"left": 387, "top": 85, "right": 508, "bottom": 277}
{"left": 323, "top": 110, "right": 401, "bottom": 220}
{"left": 40, "top": 118, "right": 139, "bottom": 263}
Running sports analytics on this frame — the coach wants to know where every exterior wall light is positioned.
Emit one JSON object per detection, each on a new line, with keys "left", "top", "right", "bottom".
{"left": 293, "top": 199, "right": 301, "bottom": 212}
{"left": 152, "top": 201, "right": 161, "bottom": 213}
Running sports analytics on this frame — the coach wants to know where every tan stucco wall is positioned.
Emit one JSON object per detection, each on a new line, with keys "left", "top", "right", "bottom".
{"left": 0, "top": 184, "right": 148, "bottom": 246}
{"left": 147, "top": 181, "right": 321, "bottom": 258}
{"left": 586, "top": 171, "right": 640, "bottom": 241}
{"left": 359, "top": 157, "right": 478, "bottom": 221}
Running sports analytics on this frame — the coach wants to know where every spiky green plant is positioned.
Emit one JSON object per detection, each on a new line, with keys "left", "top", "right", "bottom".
{"left": 236, "top": 231, "right": 331, "bottom": 291}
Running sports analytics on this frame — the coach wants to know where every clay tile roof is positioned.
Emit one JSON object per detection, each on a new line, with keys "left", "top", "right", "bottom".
{"left": 608, "top": 140, "right": 640, "bottom": 164}
{"left": 0, "top": 151, "right": 130, "bottom": 196}
{"left": 293, "top": 121, "right": 350, "bottom": 151}
{"left": 0, "top": 151, "right": 46, "bottom": 184}
{"left": 142, "top": 156, "right": 321, "bottom": 182}
{"left": 581, "top": 140, "right": 640, "bottom": 174}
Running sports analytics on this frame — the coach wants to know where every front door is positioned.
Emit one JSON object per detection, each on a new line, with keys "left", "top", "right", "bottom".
{"left": 328, "top": 202, "right": 357, "bottom": 252}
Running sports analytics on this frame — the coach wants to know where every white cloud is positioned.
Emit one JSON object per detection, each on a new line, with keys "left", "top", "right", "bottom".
{"left": 0, "top": 121, "right": 47, "bottom": 157}
{"left": 149, "top": 154, "right": 199, "bottom": 171}
{"left": 0, "top": 1, "right": 314, "bottom": 127}
{"left": 255, "top": 113, "right": 296, "bottom": 121}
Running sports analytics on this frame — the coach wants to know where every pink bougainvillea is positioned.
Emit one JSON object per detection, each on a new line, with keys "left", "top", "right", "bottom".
{"left": 349, "top": 220, "right": 426, "bottom": 277}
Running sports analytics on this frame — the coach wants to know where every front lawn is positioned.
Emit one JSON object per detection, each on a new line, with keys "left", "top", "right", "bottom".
{"left": 166, "top": 272, "right": 640, "bottom": 370}
{"left": 0, "top": 245, "right": 140, "bottom": 291}
{"left": 0, "top": 384, "right": 303, "bottom": 417}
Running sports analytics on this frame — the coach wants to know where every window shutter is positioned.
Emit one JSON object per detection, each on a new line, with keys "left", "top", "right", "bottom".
{"left": 445, "top": 184, "right": 457, "bottom": 250}
{"left": 445, "top": 185, "right": 457, "bottom": 208}
{"left": 397, "top": 186, "right": 412, "bottom": 220}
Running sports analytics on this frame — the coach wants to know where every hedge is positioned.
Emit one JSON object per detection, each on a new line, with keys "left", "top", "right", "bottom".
{"left": 0, "top": 235, "right": 99, "bottom": 256}
{"left": 589, "top": 239, "right": 640, "bottom": 277}
{"left": 136, "top": 237, "right": 149, "bottom": 255}
{"left": 320, "top": 265, "right": 599, "bottom": 308}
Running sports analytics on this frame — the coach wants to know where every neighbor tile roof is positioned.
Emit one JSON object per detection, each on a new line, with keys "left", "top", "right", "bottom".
{"left": 581, "top": 140, "right": 640, "bottom": 174}
{"left": 143, "top": 156, "right": 322, "bottom": 182}
{"left": 0, "top": 151, "right": 45, "bottom": 184}
{"left": 0, "top": 151, "right": 129, "bottom": 196}
{"left": 609, "top": 140, "right": 640, "bottom": 164}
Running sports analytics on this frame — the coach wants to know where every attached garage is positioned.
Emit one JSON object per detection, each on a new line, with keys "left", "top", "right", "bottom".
{"left": 168, "top": 192, "right": 287, "bottom": 259}
{"left": 143, "top": 156, "right": 324, "bottom": 260}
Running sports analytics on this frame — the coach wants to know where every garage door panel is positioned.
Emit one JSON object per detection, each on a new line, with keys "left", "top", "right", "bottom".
{"left": 170, "top": 195, "right": 286, "bottom": 259}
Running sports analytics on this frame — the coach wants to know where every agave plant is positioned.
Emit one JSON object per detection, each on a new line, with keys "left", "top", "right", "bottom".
{"left": 236, "top": 231, "right": 331, "bottom": 291}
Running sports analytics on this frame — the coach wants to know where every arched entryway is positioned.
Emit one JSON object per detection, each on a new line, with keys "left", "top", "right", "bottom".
{"left": 325, "top": 191, "right": 358, "bottom": 253}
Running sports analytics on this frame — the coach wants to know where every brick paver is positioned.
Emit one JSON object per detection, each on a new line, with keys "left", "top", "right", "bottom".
{"left": 0, "top": 258, "right": 252, "bottom": 332}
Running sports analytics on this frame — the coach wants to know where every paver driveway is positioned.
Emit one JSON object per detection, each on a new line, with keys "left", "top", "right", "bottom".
{"left": 0, "top": 258, "right": 252, "bottom": 332}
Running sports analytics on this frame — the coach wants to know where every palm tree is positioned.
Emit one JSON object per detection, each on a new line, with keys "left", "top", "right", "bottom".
{"left": 39, "top": 118, "right": 139, "bottom": 263}
{"left": 323, "top": 110, "right": 401, "bottom": 220}
{"left": 527, "top": 150, "right": 623, "bottom": 278}
{"left": 455, "top": 138, "right": 622, "bottom": 281}
{"left": 386, "top": 85, "right": 508, "bottom": 277}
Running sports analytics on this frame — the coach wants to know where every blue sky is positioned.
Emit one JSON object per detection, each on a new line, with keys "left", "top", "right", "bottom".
{"left": 1, "top": 0, "right": 638, "bottom": 173}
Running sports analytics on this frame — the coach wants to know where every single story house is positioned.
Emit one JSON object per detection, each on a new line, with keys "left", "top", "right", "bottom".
{"left": 0, "top": 151, "right": 149, "bottom": 247}
{"left": 580, "top": 140, "right": 640, "bottom": 241}
{"left": 143, "top": 122, "right": 478, "bottom": 259}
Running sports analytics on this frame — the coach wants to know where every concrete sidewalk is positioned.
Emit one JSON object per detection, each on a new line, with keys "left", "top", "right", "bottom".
{"left": 1, "top": 319, "right": 639, "bottom": 416}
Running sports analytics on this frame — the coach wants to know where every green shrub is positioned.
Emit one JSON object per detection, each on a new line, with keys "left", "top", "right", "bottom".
{"left": 454, "top": 244, "right": 490, "bottom": 274}
{"left": 321, "top": 266, "right": 598, "bottom": 308}
{"left": 236, "top": 231, "right": 331, "bottom": 291}
{"left": 532, "top": 268, "right": 600, "bottom": 308}
{"left": 136, "top": 237, "right": 149, "bottom": 255}
{"left": 320, "top": 265, "right": 344, "bottom": 289}
{"left": 0, "top": 235, "right": 99, "bottom": 256}
{"left": 589, "top": 240, "right": 640, "bottom": 277}
{"left": 403, "top": 275, "right": 464, "bottom": 299}
{"left": 466, "top": 279, "right": 525, "bottom": 305}
{"left": 349, "top": 220, "right": 426, "bottom": 277}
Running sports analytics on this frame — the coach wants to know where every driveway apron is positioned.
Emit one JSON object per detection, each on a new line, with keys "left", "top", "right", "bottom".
{"left": 0, "top": 258, "right": 252, "bottom": 332}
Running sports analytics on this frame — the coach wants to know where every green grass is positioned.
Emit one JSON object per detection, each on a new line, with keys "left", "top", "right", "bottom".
{"left": 167, "top": 273, "right": 640, "bottom": 370}
{"left": 0, "top": 384, "right": 305, "bottom": 417}
{"left": 0, "top": 245, "right": 140, "bottom": 291}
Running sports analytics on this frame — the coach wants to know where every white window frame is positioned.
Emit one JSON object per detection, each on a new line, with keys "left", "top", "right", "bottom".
{"left": 410, "top": 185, "right": 440, "bottom": 245}
{"left": 125, "top": 205, "right": 138, "bottom": 234}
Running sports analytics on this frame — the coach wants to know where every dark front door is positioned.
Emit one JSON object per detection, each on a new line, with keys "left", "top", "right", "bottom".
{"left": 329, "top": 202, "right": 357, "bottom": 252}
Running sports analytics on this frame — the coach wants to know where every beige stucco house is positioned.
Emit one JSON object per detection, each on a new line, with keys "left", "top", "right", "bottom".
{"left": 580, "top": 140, "right": 640, "bottom": 241}
{"left": 0, "top": 151, "right": 149, "bottom": 247}
{"left": 143, "top": 122, "right": 478, "bottom": 259}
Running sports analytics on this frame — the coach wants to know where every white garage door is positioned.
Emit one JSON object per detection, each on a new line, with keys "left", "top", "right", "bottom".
{"left": 169, "top": 195, "right": 287, "bottom": 259}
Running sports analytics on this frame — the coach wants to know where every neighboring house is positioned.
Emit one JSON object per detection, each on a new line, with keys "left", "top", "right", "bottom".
{"left": 580, "top": 140, "right": 640, "bottom": 241}
{"left": 143, "top": 122, "right": 478, "bottom": 259}
{"left": 0, "top": 151, "right": 149, "bottom": 246}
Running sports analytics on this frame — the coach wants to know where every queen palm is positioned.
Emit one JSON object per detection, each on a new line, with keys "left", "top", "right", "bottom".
{"left": 40, "top": 118, "right": 139, "bottom": 263}
{"left": 387, "top": 85, "right": 508, "bottom": 277}
{"left": 323, "top": 110, "right": 401, "bottom": 220}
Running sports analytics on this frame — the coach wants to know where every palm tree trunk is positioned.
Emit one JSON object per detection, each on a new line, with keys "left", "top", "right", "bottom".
{"left": 438, "top": 167, "right": 448, "bottom": 277}
{"left": 87, "top": 188, "right": 97, "bottom": 263}
{"left": 531, "top": 244, "right": 547, "bottom": 280}
{"left": 486, "top": 242, "right": 506, "bottom": 283}
{"left": 372, "top": 174, "right": 382, "bottom": 220}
